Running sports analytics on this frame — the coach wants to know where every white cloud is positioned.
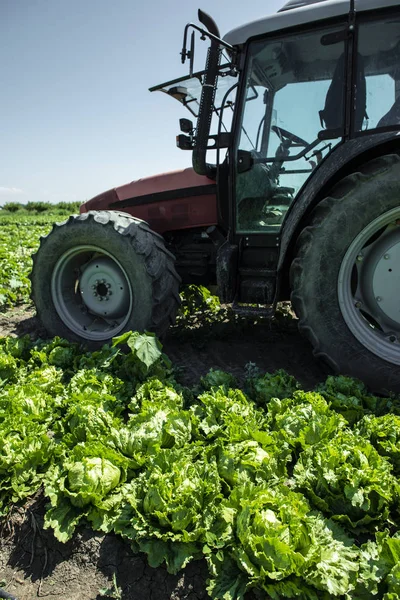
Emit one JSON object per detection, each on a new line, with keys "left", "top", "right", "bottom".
{"left": 0, "top": 187, "right": 24, "bottom": 196}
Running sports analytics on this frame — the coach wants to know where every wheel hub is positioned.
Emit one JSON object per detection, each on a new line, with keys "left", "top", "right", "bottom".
{"left": 372, "top": 238, "right": 400, "bottom": 326}
{"left": 51, "top": 245, "right": 133, "bottom": 341}
{"left": 338, "top": 208, "right": 400, "bottom": 365}
{"left": 79, "top": 256, "right": 130, "bottom": 319}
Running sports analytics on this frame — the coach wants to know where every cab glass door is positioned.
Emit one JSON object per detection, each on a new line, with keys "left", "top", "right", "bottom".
{"left": 235, "top": 26, "right": 347, "bottom": 234}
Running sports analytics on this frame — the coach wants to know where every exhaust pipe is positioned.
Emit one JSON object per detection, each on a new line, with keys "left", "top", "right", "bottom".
{"left": 192, "top": 9, "right": 221, "bottom": 179}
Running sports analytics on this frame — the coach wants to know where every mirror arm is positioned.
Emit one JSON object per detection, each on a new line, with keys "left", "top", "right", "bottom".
{"left": 181, "top": 22, "right": 234, "bottom": 66}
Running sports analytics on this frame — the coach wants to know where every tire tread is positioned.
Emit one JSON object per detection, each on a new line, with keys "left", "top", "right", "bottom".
{"left": 30, "top": 210, "right": 181, "bottom": 339}
{"left": 290, "top": 153, "right": 400, "bottom": 390}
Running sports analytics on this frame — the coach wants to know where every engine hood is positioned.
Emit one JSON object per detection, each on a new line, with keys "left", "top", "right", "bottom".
{"left": 81, "top": 167, "right": 218, "bottom": 234}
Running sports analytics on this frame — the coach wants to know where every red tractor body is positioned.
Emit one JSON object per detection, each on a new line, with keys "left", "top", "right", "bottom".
{"left": 81, "top": 168, "right": 217, "bottom": 234}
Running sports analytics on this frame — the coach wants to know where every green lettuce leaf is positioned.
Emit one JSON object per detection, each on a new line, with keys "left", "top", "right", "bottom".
{"left": 67, "top": 457, "right": 121, "bottom": 504}
{"left": 354, "top": 531, "right": 400, "bottom": 598}
{"left": 192, "top": 387, "right": 266, "bottom": 442}
{"left": 317, "top": 375, "right": 388, "bottom": 426}
{"left": 206, "top": 552, "right": 249, "bottom": 600}
{"left": 357, "top": 414, "right": 400, "bottom": 476}
{"left": 44, "top": 443, "right": 128, "bottom": 541}
{"left": 293, "top": 430, "right": 397, "bottom": 531}
{"left": 0, "top": 347, "right": 19, "bottom": 382}
{"left": 245, "top": 369, "right": 300, "bottom": 406}
{"left": 200, "top": 369, "right": 238, "bottom": 391}
{"left": 213, "top": 483, "right": 359, "bottom": 598}
{"left": 109, "top": 447, "right": 222, "bottom": 572}
{"left": 134, "top": 538, "right": 202, "bottom": 574}
{"left": 216, "top": 438, "right": 289, "bottom": 487}
{"left": 266, "top": 391, "right": 346, "bottom": 451}
{"left": 44, "top": 497, "right": 85, "bottom": 544}
{"left": 0, "top": 411, "right": 54, "bottom": 514}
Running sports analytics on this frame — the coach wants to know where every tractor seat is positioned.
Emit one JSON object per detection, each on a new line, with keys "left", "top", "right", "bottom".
{"left": 319, "top": 53, "right": 367, "bottom": 132}
{"left": 377, "top": 95, "right": 400, "bottom": 128}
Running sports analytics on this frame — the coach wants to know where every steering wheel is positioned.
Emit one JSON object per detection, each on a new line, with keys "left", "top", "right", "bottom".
{"left": 271, "top": 125, "right": 309, "bottom": 147}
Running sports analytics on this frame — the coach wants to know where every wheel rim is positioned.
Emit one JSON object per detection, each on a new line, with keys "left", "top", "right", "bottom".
{"left": 51, "top": 245, "right": 133, "bottom": 341}
{"left": 338, "top": 207, "right": 400, "bottom": 365}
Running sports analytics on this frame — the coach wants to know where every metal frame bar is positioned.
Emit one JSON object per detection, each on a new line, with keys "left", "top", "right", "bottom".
{"left": 181, "top": 23, "right": 234, "bottom": 63}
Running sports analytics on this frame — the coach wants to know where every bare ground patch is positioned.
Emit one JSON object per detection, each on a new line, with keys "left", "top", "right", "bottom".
{"left": 0, "top": 495, "right": 211, "bottom": 600}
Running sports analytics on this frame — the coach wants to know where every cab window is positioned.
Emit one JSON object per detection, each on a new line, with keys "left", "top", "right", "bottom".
{"left": 357, "top": 16, "right": 400, "bottom": 131}
{"left": 235, "top": 26, "right": 346, "bottom": 233}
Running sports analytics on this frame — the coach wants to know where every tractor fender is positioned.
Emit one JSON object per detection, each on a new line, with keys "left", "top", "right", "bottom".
{"left": 278, "top": 131, "right": 400, "bottom": 279}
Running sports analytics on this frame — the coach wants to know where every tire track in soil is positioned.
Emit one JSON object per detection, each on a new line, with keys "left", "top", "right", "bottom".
{"left": 165, "top": 322, "right": 327, "bottom": 390}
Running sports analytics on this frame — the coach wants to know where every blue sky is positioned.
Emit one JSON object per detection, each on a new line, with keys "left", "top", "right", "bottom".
{"left": 0, "top": 0, "right": 285, "bottom": 206}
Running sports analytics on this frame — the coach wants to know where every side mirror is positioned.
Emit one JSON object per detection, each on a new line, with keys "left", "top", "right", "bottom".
{"left": 176, "top": 134, "right": 194, "bottom": 150}
{"left": 180, "top": 118, "right": 194, "bottom": 134}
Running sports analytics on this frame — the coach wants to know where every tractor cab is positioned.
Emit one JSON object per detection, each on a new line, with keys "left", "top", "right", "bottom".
{"left": 150, "top": 0, "right": 400, "bottom": 309}
{"left": 154, "top": 1, "right": 400, "bottom": 231}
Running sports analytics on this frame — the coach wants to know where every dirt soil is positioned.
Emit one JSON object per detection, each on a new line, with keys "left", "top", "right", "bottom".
{"left": 0, "top": 304, "right": 327, "bottom": 600}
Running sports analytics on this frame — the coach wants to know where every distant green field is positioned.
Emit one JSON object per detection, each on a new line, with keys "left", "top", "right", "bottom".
{"left": 0, "top": 200, "right": 80, "bottom": 215}
{"left": 0, "top": 212, "right": 65, "bottom": 310}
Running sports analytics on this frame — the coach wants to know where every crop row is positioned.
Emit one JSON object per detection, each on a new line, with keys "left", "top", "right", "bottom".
{"left": 1, "top": 331, "right": 399, "bottom": 599}
{"left": 0, "top": 220, "right": 54, "bottom": 309}
{"left": 0, "top": 216, "right": 54, "bottom": 309}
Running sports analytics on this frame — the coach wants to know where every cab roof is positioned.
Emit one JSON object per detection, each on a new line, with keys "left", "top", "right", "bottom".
{"left": 223, "top": 0, "right": 400, "bottom": 46}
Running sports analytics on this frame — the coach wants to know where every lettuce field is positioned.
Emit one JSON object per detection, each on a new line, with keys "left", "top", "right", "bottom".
{"left": 0, "top": 211, "right": 399, "bottom": 600}
{"left": 0, "top": 216, "right": 52, "bottom": 310}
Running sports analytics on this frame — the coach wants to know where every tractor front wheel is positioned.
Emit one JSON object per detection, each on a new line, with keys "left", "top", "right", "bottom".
{"left": 290, "top": 154, "right": 400, "bottom": 393}
{"left": 30, "top": 211, "right": 181, "bottom": 346}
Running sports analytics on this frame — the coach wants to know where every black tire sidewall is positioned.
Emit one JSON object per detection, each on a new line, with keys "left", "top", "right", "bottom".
{"left": 291, "top": 156, "right": 400, "bottom": 392}
{"left": 32, "top": 216, "right": 153, "bottom": 346}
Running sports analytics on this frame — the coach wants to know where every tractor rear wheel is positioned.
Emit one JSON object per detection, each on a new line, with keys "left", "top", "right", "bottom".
{"left": 290, "top": 154, "right": 400, "bottom": 393}
{"left": 30, "top": 211, "right": 181, "bottom": 346}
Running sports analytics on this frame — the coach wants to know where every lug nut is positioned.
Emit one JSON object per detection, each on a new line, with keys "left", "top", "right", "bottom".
{"left": 93, "top": 292, "right": 98, "bottom": 297}
{"left": 91, "top": 284, "right": 96, "bottom": 290}
{"left": 355, "top": 301, "right": 362, "bottom": 308}
{"left": 357, "top": 254, "right": 363, "bottom": 262}
{"left": 376, "top": 297, "right": 382, "bottom": 302}
{"left": 95, "top": 279, "right": 99, "bottom": 285}
{"left": 106, "top": 283, "right": 111, "bottom": 289}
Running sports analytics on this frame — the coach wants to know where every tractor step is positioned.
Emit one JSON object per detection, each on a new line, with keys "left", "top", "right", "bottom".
{"left": 238, "top": 267, "right": 277, "bottom": 305}
{"left": 231, "top": 300, "right": 274, "bottom": 318}
{"left": 239, "top": 268, "right": 276, "bottom": 277}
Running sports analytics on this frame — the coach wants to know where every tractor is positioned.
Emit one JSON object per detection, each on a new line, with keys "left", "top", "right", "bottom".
{"left": 31, "top": 0, "right": 400, "bottom": 393}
